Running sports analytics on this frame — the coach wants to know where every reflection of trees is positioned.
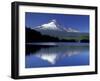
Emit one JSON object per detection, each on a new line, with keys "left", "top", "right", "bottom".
{"left": 26, "top": 45, "right": 89, "bottom": 64}
{"left": 26, "top": 44, "right": 56, "bottom": 55}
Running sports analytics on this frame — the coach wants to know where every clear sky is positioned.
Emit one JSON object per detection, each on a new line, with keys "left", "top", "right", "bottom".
{"left": 25, "top": 12, "right": 89, "bottom": 33}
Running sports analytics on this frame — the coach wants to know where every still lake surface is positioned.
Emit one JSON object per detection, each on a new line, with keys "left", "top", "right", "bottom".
{"left": 25, "top": 42, "right": 89, "bottom": 68}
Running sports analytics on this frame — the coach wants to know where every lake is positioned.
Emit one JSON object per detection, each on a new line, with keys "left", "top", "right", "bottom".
{"left": 25, "top": 42, "right": 89, "bottom": 68}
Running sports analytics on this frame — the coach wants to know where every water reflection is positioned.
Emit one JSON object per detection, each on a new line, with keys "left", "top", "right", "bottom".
{"left": 25, "top": 43, "right": 89, "bottom": 68}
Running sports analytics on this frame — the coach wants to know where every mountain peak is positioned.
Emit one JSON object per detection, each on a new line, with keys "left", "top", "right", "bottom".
{"left": 51, "top": 19, "right": 56, "bottom": 23}
{"left": 33, "top": 19, "right": 79, "bottom": 32}
{"left": 40, "top": 19, "right": 60, "bottom": 30}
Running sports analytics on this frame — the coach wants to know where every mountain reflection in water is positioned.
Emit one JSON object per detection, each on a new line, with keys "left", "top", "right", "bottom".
{"left": 25, "top": 43, "right": 89, "bottom": 68}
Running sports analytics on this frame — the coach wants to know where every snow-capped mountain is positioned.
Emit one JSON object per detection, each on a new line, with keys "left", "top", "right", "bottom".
{"left": 29, "top": 19, "right": 89, "bottom": 40}
{"left": 40, "top": 19, "right": 61, "bottom": 30}
{"left": 32, "top": 19, "right": 79, "bottom": 32}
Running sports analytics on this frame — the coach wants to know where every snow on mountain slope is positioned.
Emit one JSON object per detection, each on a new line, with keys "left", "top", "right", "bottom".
{"left": 67, "top": 28, "right": 79, "bottom": 32}
{"left": 32, "top": 19, "right": 79, "bottom": 32}
{"left": 41, "top": 19, "right": 61, "bottom": 30}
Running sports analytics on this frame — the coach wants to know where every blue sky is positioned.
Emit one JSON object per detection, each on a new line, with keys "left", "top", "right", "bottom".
{"left": 25, "top": 12, "right": 89, "bottom": 33}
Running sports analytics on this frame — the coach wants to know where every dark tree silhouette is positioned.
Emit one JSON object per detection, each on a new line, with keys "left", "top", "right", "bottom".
{"left": 26, "top": 27, "right": 89, "bottom": 43}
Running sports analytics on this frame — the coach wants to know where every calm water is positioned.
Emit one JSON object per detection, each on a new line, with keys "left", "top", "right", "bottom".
{"left": 25, "top": 43, "right": 89, "bottom": 68}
